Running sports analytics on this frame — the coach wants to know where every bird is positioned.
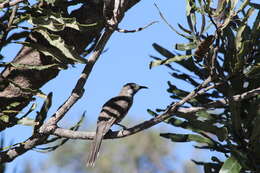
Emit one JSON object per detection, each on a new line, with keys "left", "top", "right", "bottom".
{"left": 86, "top": 83, "right": 148, "bottom": 167}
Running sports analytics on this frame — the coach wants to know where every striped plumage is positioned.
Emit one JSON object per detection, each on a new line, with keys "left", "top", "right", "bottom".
{"left": 86, "top": 83, "right": 147, "bottom": 167}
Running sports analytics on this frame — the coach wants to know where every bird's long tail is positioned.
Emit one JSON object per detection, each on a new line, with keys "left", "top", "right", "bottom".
{"left": 86, "top": 130, "right": 103, "bottom": 167}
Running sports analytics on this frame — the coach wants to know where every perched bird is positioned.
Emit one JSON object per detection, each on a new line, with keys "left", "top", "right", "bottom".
{"left": 86, "top": 83, "right": 148, "bottom": 167}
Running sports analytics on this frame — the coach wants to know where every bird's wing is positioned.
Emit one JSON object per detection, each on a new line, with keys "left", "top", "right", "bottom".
{"left": 100, "top": 96, "right": 133, "bottom": 122}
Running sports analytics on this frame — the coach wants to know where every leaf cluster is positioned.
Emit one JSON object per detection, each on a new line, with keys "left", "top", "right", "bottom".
{"left": 0, "top": 0, "right": 98, "bottom": 68}
{"left": 150, "top": 0, "right": 260, "bottom": 172}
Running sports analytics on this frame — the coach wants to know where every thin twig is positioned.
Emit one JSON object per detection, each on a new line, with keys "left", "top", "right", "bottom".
{"left": 154, "top": 3, "right": 191, "bottom": 38}
{"left": 116, "top": 21, "right": 158, "bottom": 33}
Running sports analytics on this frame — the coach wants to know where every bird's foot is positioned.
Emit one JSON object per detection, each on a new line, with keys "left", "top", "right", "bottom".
{"left": 115, "top": 123, "right": 127, "bottom": 130}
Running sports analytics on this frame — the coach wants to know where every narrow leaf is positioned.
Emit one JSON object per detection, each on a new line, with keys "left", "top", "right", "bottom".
{"left": 150, "top": 55, "right": 193, "bottom": 68}
{"left": 36, "top": 29, "right": 87, "bottom": 64}
{"left": 160, "top": 133, "right": 214, "bottom": 146}
{"left": 152, "top": 43, "right": 175, "bottom": 58}
{"left": 175, "top": 42, "right": 197, "bottom": 51}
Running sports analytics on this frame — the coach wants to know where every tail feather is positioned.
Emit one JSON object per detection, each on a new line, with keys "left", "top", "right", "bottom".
{"left": 86, "top": 132, "right": 103, "bottom": 167}
{"left": 86, "top": 119, "right": 115, "bottom": 167}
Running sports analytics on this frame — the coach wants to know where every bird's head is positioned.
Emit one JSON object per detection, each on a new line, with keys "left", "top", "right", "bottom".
{"left": 120, "top": 83, "right": 148, "bottom": 96}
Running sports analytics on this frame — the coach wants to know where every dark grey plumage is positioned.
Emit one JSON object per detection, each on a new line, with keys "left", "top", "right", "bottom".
{"left": 86, "top": 83, "right": 147, "bottom": 167}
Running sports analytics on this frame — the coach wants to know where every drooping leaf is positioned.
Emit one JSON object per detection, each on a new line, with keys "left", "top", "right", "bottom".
{"left": 34, "top": 93, "right": 53, "bottom": 131}
{"left": 152, "top": 43, "right": 175, "bottom": 58}
{"left": 160, "top": 133, "right": 215, "bottom": 146}
{"left": 219, "top": 156, "right": 242, "bottom": 173}
{"left": 36, "top": 29, "right": 87, "bottom": 64}
{"left": 249, "top": 2, "right": 260, "bottom": 9}
{"left": 155, "top": 3, "right": 193, "bottom": 39}
{"left": 9, "top": 62, "right": 60, "bottom": 70}
{"left": 150, "top": 54, "right": 193, "bottom": 68}
{"left": 178, "top": 23, "right": 192, "bottom": 34}
{"left": 18, "top": 103, "right": 37, "bottom": 120}
{"left": 28, "top": 10, "right": 97, "bottom": 32}
{"left": 237, "top": 0, "right": 250, "bottom": 13}
{"left": 199, "top": 13, "right": 206, "bottom": 35}
{"left": 251, "top": 11, "right": 260, "bottom": 40}
{"left": 16, "top": 41, "right": 70, "bottom": 66}
{"left": 147, "top": 109, "right": 158, "bottom": 117}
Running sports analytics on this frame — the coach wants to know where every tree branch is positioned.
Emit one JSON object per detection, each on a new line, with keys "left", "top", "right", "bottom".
{"left": 49, "top": 86, "right": 260, "bottom": 140}
{"left": 0, "top": 0, "right": 24, "bottom": 8}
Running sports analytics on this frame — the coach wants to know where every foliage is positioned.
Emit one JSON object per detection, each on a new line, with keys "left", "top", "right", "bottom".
{"left": 149, "top": 0, "right": 260, "bottom": 172}
{"left": 0, "top": 0, "right": 259, "bottom": 173}
{"left": 0, "top": 0, "right": 96, "bottom": 68}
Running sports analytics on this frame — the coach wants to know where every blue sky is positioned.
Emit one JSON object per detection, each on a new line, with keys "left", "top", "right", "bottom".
{"left": 2, "top": 0, "right": 210, "bottom": 172}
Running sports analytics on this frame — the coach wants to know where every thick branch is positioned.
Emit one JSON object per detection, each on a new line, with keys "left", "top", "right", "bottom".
{"left": 0, "top": 134, "right": 47, "bottom": 163}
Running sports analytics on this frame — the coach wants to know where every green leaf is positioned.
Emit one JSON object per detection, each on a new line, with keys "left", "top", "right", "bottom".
{"left": 242, "top": 7, "right": 255, "bottom": 23}
{"left": 177, "top": 23, "right": 192, "bottom": 34}
{"left": 36, "top": 29, "right": 87, "bottom": 64}
{"left": 16, "top": 41, "right": 70, "bottom": 66}
{"left": 237, "top": 0, "right": 250, "bottom": 13}
{"left": 28, "top": 9, "right": 97, "bottom": 32}
{"left": 5, "top": 31, "right": 29, "bottom": 44}
{"left": 154, "top": 4, "right": 193, "bottom": 39}
{"left": 152, "top": 43, "right": 175, "bottom": 58}
{"left": 147, "top": 109, "right": 158, "bottom": 116}
{"left": 185, "top": 0, "right": 192, "bottom": 16}
{"left": 252, "top": 11, "right": 260, "bottom": 40}
{"left": 166, "top": 112, "right": 228, "bottom": 142}
{"left": 235, "top": 24, "right": 247, "bottom": 51}
{"left": 150, "top": 55, "right": 193, "bottom": 68}
{"left": 6, "top": 102, "right": 21, "bottom": 110}
{"left": 18, "top": 103, "right": 37, "bottom": 120}
{"left": 69, "top": 112, "right": 86, "bottom": 131}
{"left": 219, "top": 156, "right": 241, "bottom": 173}
{"left": 9, "top": 63, "right": 60, "bottom": 70}
{"left": 175, "top": 42, "right": 197, "bottom": 51}
{"left": 34, "top": 93, "right": 53, "bottom": 131}
{"left": 18, "top": 117, "right": 38, "bottom": 126}
{"left": 244, "top": 63, "right": 260, "bottom": 77}
{"left": 160, "top": 133, "right": 214, "bottom": 146}
{"left": 234, "top": 40, "right": 251, "bottom": 72}
{"left": 249, "top": 2, "right": 260, "bottom": 9}
{"left": 230, "top": 0, "right": 238, "bottom": 10}
{"left": 213, "top": 0, "right": 227, "bottom": 18}
{"left": 199, "top": 13, "right": 206, "bottom": 35}
{"left": 0, "top": 115, "right": 9, "bottom": 123}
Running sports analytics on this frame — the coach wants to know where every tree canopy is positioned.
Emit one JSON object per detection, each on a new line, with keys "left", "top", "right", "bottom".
{"left": 0, "top": 0, "right": 259, "bottom": 173}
